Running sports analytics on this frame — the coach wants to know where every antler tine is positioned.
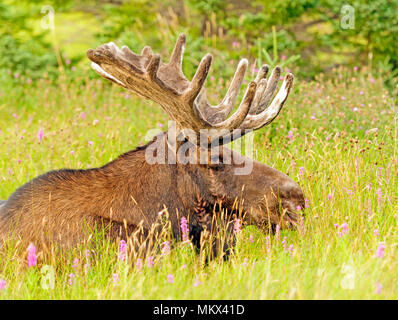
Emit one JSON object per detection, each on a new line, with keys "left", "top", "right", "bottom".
{"left": 169, "top": 33, "right": 186, "bottom": 68}
{"left": 215, "top": 59, "right": 248, "bottom": 120}
{"left": 242, "top": 73, "right": 294, "bottom": 130}
{"left": 212, "top": 81, "right": 256, "bottom": 130}
{"left": 141, "top": 46, "right": 153, "bottom": 57}
{"left": 250, "top": 66, "right": 281, "bottom": 115}
{"left": 146, "top": 54, "right": 161, "bottom": 80}
{"left": 183, "top": 54, "right": 213, "bottom": 104}
{"left": 249, "top": 78, "right": 268, "bottom": 113}
{"left": 255, "top": 64, "right": 269, "bottom": 83}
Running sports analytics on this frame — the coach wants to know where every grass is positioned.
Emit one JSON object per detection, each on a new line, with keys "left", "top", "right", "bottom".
{"left": 0, "top": 62, "right": 397, "bottom": 299}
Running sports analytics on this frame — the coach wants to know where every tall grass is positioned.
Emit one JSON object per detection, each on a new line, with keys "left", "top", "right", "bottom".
{"left": 0, "top": 60, "right": 396, "bottom": 299}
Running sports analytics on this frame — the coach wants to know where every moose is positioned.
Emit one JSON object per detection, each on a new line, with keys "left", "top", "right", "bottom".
{"left": 0, "top": 34, "right": 304, "bottom": 255}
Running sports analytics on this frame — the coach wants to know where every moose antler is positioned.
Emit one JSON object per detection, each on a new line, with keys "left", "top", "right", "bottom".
{"left": 87, "top": 33, "right": 294, "bottom": 145}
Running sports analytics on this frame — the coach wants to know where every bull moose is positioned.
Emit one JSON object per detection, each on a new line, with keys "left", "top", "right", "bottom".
{"left": 0, "top": 34, "right": 304, "bottom": 254}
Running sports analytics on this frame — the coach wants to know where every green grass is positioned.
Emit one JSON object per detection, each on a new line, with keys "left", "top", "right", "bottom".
{"left": 0, "top": 64, "right": 397, "bottom": 299}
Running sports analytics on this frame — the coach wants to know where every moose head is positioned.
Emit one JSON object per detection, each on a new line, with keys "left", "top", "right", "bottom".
{"left": 0, "top": 34, "right": 304, "bottom": 254}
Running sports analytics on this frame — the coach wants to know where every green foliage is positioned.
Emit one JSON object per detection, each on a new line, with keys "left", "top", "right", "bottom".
{"left": 2, "top": 0, "right": 398, "bottom": 87}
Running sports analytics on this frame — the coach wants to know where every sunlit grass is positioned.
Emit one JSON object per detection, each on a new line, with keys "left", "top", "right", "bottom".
{"left": 0, "top": 64, "right": 397, "bottom": 299}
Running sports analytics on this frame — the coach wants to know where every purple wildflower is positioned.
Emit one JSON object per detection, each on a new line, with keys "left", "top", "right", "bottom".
{"left": 167, "top": 274, "right": 174, "bottom": 283}
{"left": 341, "top": 223, "right": 349, "bottom": 234}
{"left": 0, "top": 279, "right": 6, "bottom": 290}
{"left": 282, "top": 236, "right": 287, "bottom": 251}
{"left": 72, "top": 258, "right": 79, "bottom": 270}
{"left": 136, "top": 258, "right": 143, "bottom": 270}
{"left": 68, "top": 273, "right": 75, "bottom": 286}
{"left": 119, "top": 240, "right": 127, "bottom": 261}
{"left": 288, "top": 244, "right": 294, "bottom": 256}
{"left": 27, "top": 243, "right": 37, "bottom": 267}
{"left": 162, "top": 241, "right": 170, "bottom": 255}
{"left": 194, "top": 279, "right": 202, "bottom": 287}
{"left": 180, "top": 217, "right": 189, "bottom": 242}
{"left": 37, "top": 128, "right": 44, "bottom": 143}
{"left": 234, "top": 218, "right": 242, "bottom": 233}
{"left": 376, "top": 243, "right": 385, "bottom": 258}
{"left": 112, "top": 273, "right": 119, "bottom": 284}
{"left": 147, "top": 256, "right": 154, "bottom": 268}
{"left": 375, "top": 281, "right": 383, "bottom": 294}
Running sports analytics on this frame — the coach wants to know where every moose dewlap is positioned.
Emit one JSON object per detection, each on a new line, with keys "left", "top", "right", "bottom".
{"left": 0, "top": 34, "right": 304, "bottom": 254}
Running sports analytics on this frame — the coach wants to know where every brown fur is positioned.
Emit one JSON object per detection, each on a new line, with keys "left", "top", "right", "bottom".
{"left": 0, "top": 132, "right": 304, "bottom": 253}
{"left": 1, "top": 35, "right": 304, "bottom": 254}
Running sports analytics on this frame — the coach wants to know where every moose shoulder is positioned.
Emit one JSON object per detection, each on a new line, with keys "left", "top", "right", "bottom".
{"left": 0, "top": 34, "right": 305, "bottom": 252}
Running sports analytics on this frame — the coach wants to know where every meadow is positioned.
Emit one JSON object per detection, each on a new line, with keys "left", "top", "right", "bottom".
{"left": 0, "top": 58, "right": 396, "bottom": 299}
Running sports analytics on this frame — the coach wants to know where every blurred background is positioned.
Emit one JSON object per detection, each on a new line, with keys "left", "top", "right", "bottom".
{"left": 1, "top": 0, "right": 398, "bottom": 93}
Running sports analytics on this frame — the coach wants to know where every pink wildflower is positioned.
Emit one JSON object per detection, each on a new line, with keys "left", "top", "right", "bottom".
{"left": 376, "top": 243, "right": 385, "bottom": 258}
{"left": 167, "top": 274, "right": 174, "bottom": 283}
{"left": 341, "top": 223, "right": 349, "bottom": 234}
{"left": 112, "top": 273, "right": 119, "bottom": 284}
{"left": 299, "top": 167, "right": 305, "bottom": 177}
{"left": 180, "top": 217, "right": 189, "bottom": 242}
{"left": 0, "top": 279, "right": 6, "bottom": 290}
{"left": 68, "top": 273, "right": 75, "bottom": 286}
{"left": 136, "top": 258, "right": 143, "bottom": 270}
{"left": 119, "top": 240, "right": 127, "bottom": 261}
{"left": 147, "top": 256, "right": 154, "bottom": 268}
{"left": 282, "top": 236, "right": 287, "bottom": 251}
{"left": 37, "top": 128, "right": 44, "bottom": 143}
{"left": 373, "top": 229, "right": 380, "bottom": 237}
{"left": 234, "top": 218, "right": 242, "bottom": 233}
{"left": 375, "top": 281, "right": 383, "bottom": 294}
{"left": 194, "top": 279, "right": 202, "bottom": 287}
{"left": 162, "top": 241, "right": 170, "bottom": 255}
{"left": 72, "top": 258, "right": 79, "bottom": 270}
{"left": 27, "top": 243, "right": 37, "bottom": 267}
